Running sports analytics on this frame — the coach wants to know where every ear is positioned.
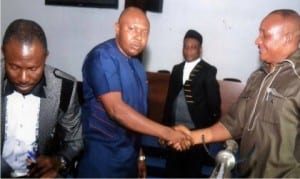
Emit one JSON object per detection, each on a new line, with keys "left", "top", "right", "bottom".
{"left": 199, "top": 45, "right": 203, "bottom": 53}
{"left": 114, "top": 22, "right": 120, "bottom": 37}
{"left": 44, "top": 50, "right": 49, "bottom": 62}
{"left": 285, "top": 32, "right": 293, "bottom": 44}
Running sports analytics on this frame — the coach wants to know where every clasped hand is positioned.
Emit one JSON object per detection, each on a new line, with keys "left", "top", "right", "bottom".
{"left": 159, "top": 125, "right": 193, "bottom": 151}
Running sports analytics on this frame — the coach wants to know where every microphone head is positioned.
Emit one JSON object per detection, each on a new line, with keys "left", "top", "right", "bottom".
{"left": 225, "top": 139, "right": 238, "bottom": 154}
{"left": 216, "top": 150, "right": 236, "bottom": 170}
{"left": 215, "top": 140, "right": 239, "bottom": 170}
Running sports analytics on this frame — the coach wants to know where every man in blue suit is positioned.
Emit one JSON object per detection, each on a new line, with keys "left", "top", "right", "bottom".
{"left": 76, "top": 7, "right": 191, "bottom": 178}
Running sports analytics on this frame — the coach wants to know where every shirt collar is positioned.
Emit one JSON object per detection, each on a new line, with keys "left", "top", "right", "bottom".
{"left": 185, "top": 57, "right": 201, "bottom": 65}
{"left": 4, "top": 76, "right": 46, "bottom": 98}
{"left": 184, "top": 58, "right": 201, "bottom": 69}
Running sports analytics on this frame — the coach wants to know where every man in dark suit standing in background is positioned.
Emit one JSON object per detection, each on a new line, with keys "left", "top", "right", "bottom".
{"left": 1, "top": 19, "right": 83, "bottom": 178}
{"left": 163, "top": 29, "right": 221, "bottom": 177}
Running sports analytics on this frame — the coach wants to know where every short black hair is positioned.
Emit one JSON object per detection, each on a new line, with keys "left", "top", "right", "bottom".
{"left": 2, "top": 19, "right": 48, "bottom": 54}
{"left": 184, "top": 29, "right": 203, "bottom": 46}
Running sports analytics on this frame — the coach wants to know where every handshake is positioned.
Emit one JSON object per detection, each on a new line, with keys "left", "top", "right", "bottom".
{"left": 159, "top": 125, "right": 200, "bottom": 151}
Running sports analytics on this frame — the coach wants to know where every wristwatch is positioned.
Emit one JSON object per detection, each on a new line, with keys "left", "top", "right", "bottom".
{"left": 138, "top": 155, "right": 146, "bottom": 161}
{"left": 58, "top": 156, "right": 67, "bottom": 170}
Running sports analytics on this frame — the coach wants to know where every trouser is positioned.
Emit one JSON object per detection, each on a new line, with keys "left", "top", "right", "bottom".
{"left": 164, "top": 144, "right": 215, "bottom": 178}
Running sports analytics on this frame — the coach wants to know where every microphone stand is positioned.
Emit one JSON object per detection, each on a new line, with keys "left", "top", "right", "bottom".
{"left": 210, "top": 140, "right": 238, "bottom": 178}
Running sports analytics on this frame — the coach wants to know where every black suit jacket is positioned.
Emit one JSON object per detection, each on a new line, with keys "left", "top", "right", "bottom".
{"left": 163, "top": 59, "right": 221, "bottom": 128}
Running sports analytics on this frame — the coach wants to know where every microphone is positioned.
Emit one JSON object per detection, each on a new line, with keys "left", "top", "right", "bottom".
{"left": 210, "top": 140, "right": 238, "bottom": 178}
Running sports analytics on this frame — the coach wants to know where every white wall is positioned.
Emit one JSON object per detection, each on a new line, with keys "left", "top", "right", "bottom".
{"left": 1, "top": 0, "right": 300, "bottom": 82}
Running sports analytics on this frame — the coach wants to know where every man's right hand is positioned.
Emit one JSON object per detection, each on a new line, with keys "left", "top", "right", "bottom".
{"left": 163, "top": 125, "right": 193, "bottom": 151}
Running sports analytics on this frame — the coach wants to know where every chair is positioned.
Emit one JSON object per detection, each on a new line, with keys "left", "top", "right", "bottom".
{"left": 146, "top": 71, "right": 170, "bottom": 123}
{"left": 140, "top": 72, "right": 170, "bottom": 178}
{"left": 201, "top": 80, "right": 245, "bottom": 176}
{"left": 218, "top": 80, "right": 245, "bottom": 117}
{"left": 157, "top": 69, "right": 170, "bottom": 74}
{"left": 223, "top": 78, "right": 242, "bottom": 83}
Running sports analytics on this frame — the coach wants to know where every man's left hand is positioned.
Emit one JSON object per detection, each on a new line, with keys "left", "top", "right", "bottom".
{"left": 27, "top": 155, "right": 61, "bottom": 178}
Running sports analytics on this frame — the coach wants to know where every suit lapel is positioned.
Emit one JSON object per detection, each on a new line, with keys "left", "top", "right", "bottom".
{"left": 183, "top": 60, "right": 205, "bottom": 104}
{"left": 188, "top": 60, "right": 204, "bottom": 81}
{"left": 174, "top": 63, "right": 185, "bottom": 88}
{"left": 38, "top": 68, "right": 61, "bottom": 153}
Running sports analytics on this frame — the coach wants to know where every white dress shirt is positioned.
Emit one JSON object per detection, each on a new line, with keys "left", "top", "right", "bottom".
{"left": 3, "top": 91, "right": 40, "bottom": 177}
{"left": 183, "top": 58, "right": 201, "bottom": 84}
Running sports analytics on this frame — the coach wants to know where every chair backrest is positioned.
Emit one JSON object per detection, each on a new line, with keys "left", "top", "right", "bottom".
{"left": 218, "top": 80, "right": 245, "bottom": 117}
{"left": 223, "top": 78, "right": 241, "bottom": 83}
{"left": 146, "top": 72, "right": 246, "bottom": 121}
{"left": 147, "top": 71, "right": 170, "bottom": 123}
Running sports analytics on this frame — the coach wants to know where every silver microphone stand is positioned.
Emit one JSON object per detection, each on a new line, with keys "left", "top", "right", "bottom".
{"left": 210, "top": 140, "right": 238, "bottom": 178}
